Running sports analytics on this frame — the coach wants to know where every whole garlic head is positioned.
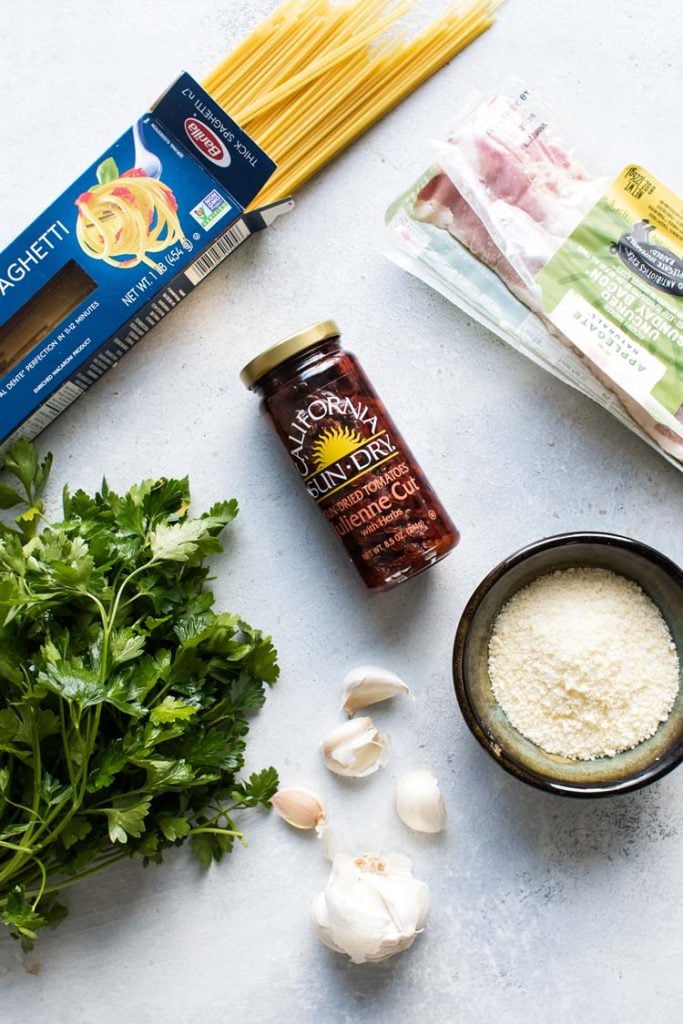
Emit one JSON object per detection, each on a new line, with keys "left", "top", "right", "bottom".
{"left": 312, "top": 851, "right": 430, "bottom": 964}
{"left": 321, "top": 717, "right": 390, "bottom": 777}
{"left": 395, "top": 769, "right": 447, "bottom": 833}
{"left": 270, "top": 786, "right": 326, "bottom": 830}
{"left": 341, "top": 665, "right": 410, "bottom": 716}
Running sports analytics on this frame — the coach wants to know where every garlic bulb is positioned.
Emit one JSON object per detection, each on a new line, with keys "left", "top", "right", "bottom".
{"left": 321, "top": 717, "right": 390, "bottom": 777}
{"left": 341, "top": 664, "right": 411, "bottom": 716}
{"left": 270, "top": 786, "right": 326, "bottom": 830}
{"left": 395, "top": 769, "right": 446, "bottom": 833}
{"left": 312, "top": 851, "right": 430, "bottom": 963}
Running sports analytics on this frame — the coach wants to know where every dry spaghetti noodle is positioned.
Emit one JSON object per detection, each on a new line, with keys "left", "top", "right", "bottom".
{"left": 75, "top": 170, "right": 185, "bottom": 270}
{"left": 204, "top": 0, "right": 498, "bottom": 208}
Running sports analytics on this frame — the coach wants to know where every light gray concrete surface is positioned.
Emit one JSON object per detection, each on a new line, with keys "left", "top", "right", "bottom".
{"left": 0, "top": 1, "right": 681, "bottom": 1021}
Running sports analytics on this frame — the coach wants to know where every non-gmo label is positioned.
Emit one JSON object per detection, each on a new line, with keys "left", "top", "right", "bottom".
{"left": 190, "top": 189, "right": 232, "bottom": 230}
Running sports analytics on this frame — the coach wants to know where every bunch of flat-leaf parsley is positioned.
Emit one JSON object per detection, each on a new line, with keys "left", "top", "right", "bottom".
{"left": 0, "top": 440, "right": 278, "bottom": 949}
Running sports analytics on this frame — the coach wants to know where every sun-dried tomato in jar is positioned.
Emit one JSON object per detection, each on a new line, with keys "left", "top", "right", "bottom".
{"left": 240, "top": 321, "right": 459, "bottom": 591}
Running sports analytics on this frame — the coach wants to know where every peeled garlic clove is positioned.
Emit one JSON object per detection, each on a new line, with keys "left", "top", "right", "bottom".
{"left": 395, "top": 769, "right": 446, "bottom": 834}
{"left": 341, "top": 664, "right": 411, "bottom": 716}
{"left": 271, "top": 786, "right": 326, "bottom": 830}
{"left": 321, "top": 716, "right": 390, "bottom": 777}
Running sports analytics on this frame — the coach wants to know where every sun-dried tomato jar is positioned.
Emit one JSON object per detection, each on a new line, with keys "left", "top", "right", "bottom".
{"left": 240, "top": 321, "right": 459, "bottom": 591}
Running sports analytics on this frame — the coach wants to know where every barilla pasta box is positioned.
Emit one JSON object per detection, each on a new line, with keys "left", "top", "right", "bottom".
{"left": 0, "top": 72, "right": 291, "bottom": 456}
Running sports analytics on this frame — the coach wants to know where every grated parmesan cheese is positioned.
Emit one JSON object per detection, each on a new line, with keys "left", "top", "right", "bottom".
{"left": 488, "top": 567, "right": 680, "bottom": 760}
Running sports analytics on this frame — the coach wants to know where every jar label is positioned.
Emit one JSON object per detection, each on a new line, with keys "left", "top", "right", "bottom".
{"left": 283, "top": 380, "right": 444, "bottom": 563}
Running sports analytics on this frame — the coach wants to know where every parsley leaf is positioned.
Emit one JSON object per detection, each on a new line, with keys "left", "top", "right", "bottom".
{"left": 2, "top": 886, "right": 48, "bottom": 947}
{"left": 0, "top": 484, "right": 23, "bottom": 510}
{"left": 191, "top": 829, "right": 237, "bottom": 867}
{"left": 61, "top": 819, "right": 93, "bottom": 850}
{"left": 233, "top": 767, "right": 280, "bottom": 807}
{"left": 158, "top": 815, "right": 191, "bottom": 842}
{"left": 149, "top": 519, "right": 208, "bottom": 562}
{"left": 110, "top": 628, "right": 146, "bottom": 666}
{"left": 2, "top": 438, "right": 52, "bottom": 504}
{"left": 149, "top": 696, "right": 197, "bottom": 724}
{"left": 102, "top": 796, "right": 153, "bottom": 844}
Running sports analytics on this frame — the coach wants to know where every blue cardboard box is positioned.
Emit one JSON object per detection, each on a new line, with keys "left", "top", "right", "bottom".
{"left": 0, "top": 72, "right": 290, "bottom": 455}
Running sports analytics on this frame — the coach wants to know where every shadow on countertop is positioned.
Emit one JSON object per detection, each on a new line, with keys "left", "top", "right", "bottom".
{"left": 457, "top": 736, "right": 680, "bottom": 866}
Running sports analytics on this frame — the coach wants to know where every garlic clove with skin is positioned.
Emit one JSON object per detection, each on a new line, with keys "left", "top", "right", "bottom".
{"left": 321, "top": 716, "right": 390, "bottom": 777}
{"left": 341, "top": 664, "right": 411, "bottom": 716}
{"left": 395, "top": 769, "right": 447, "bottom": 833}
{"left": 271, "top": 786, "right": 326, "bottom": 830}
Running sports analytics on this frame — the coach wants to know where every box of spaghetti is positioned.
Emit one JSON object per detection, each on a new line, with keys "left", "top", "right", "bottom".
{"left": 0, "top": 72, "right": 290, "bottom": 457}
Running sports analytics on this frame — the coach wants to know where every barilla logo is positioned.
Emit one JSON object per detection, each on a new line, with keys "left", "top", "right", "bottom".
{"left": 184, "top": 118, "right": 231, "bottom": 168}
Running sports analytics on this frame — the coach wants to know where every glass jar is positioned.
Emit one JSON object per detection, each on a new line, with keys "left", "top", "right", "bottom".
{"left": 241, "top": 321, "right": 459, "bottom": 591}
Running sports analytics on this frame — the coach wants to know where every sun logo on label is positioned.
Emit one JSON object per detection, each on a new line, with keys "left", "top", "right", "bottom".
{"left": 311, "top": 425, "right": 364, "bottom": 472}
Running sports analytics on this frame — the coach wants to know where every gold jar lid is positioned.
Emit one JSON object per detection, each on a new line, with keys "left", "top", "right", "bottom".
{"left": 240, "top": 320, "right": 340, "bottom": 389}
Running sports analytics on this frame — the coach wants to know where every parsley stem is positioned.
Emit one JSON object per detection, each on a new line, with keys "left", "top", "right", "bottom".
{"left": 1, "top": 794, "right": 47, "bottom": 822}
{"left": 0, "top": 839, "right": 33, "bottom": 853}
{"left": 199, "top": 803, "right": 242, "bottom": 826}
{"left": 24, "top": 851, "right": 129, "bottom": 899}
{"left": 30, "top": 856, "right": 47, "bottom": 911}
{"left": 27, "top": 704, "right": 102, "bottom": 855}
{"left": 0, "top": 708, "right": 44, "bottom": 883}
{"left": 85, "top": 591, "right": 109, "bottom": 631}
{"left": 59, "top": 701, "right": 78, "bottom": 790}
{"left": 109, "top": 560, "right": 154, "bottom": 628}
{"left": 188, "top": 827, "right": 242, "bottom": 838}
{"left": 0, "top": 841, "right": 48, "bottom": 909}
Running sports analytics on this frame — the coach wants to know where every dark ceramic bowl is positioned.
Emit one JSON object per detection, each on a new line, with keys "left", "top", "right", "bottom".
{"left": 453, "top": 533, "right": 683, "bottom": 797}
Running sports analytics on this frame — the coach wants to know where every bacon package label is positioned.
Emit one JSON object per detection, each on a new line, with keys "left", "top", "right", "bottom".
{"left": 536, "top": 165, "right": 683, "bottom": 445}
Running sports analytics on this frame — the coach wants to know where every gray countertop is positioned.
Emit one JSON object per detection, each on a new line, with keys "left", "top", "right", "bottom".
{"left": 1, "top": 1, "right": 681, "bottom": 1021}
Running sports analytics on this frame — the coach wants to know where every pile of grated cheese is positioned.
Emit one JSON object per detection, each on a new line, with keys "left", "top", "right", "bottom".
{"left": 488, "top": 567, "right": 680, "bottom": 760}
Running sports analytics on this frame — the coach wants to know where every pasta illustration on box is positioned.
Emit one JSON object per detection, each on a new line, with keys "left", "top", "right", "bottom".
{"left": 75, "top": 144, "right": 185, "bottom": 271}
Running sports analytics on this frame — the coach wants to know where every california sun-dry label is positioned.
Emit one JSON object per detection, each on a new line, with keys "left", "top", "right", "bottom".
{"left": 287, "top": 380, "right": 436, "bottom": 551}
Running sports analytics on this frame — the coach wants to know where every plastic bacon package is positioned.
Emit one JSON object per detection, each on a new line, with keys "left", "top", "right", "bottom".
{"left": 384, "top": 84, "right": 683, "bottom": 469}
